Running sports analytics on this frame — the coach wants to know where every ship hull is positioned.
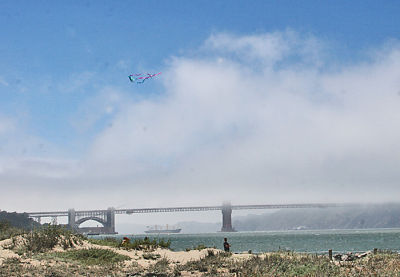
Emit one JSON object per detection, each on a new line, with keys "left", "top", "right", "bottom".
{"left": 144, "top": 229, "right": 181, "bottom": 234}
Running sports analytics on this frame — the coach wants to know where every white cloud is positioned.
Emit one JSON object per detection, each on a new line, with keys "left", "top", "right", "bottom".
{"left": 204, "top": 31, "right": 325, "bottom": 67}
{"left": 2, "top": 31, "right": 400, "bottom": 213}
{"left": 70, "top": 86, "right": 126, "bottom": 132}
{"left": 81, "top": 32, "right": 400, "bottom": 205}
{"left": 0, "top": 157, "right": 80, "bottom": 179}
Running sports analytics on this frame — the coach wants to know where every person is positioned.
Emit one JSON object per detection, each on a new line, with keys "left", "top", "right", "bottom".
{"left": 121, "top": 237, "right": 130, "bottom": 246}
{"left": 223, "top": 237, "right": 230, "bottom": 252}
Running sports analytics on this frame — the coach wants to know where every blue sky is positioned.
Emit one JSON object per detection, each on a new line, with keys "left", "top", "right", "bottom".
{"left": 1, "top": 0, "right": 399, "bottom": 153}
{"left": 1, "top": 1, "right": 400, "bottom": 223}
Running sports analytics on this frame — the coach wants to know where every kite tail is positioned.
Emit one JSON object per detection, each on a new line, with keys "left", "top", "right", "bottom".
{"left": 128, "top": 72, "right": 161, "bottom": 84}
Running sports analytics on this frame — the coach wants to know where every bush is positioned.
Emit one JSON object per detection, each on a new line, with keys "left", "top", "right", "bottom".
{"left": 142, "top": 253, "right": 161, "bottom": 260}
{"left": 122, "top": 237, "right": 171, "bottom": 251}
{"left": 147, "top": 257, "right": 170, "bottom": 274}
{"left": 23, "top": 225, "right": 82, "bottom": 253}
{"left": 88, "top": 236, "right": 120, "bottom": 247}
{"left": 0, "top": 220, "right": 24, "bottom": 240}
{"left": 178, "top": 251, "right": 230, "bottom": 273}
{"left": 89, "top": 236, "right": 171, "bottom": 251}
{"left": 193, "top": 244, "right": 207, "bottom": 251}
{"left": 51, "top": 248, "right": 130, "bottom": 265}
{"left": 0, "top": 211, "right": 40, "bottom": 230}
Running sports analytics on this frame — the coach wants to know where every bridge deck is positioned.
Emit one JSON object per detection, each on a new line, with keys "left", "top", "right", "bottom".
{"left": 27, "top": 203, "right": 347, "bottom": 217}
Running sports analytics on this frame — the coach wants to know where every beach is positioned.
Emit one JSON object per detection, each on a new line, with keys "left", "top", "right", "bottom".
{"left": 2, "top": 231, "right": 400, "bottom": 276}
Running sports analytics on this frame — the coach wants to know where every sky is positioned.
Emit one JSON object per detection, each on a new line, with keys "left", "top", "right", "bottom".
{"left": 1, "top": 1, "right": 400, "bottom": 228}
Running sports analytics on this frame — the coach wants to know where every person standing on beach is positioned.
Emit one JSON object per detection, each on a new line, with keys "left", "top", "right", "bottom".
{"left": 223, "top": 237, "right": 230, "bottom": 252}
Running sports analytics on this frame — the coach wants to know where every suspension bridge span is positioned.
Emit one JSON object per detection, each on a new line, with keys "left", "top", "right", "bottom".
{"left": 27, "top": 202, "right": 348, "bottom": 234}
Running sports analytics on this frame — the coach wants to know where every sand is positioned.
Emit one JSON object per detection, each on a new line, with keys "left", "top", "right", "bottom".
{"left": 0, "top": 236, "right": 230, "bottom": 269}
{"left": 0, "top": 238, "right": 20, "bottom": 265}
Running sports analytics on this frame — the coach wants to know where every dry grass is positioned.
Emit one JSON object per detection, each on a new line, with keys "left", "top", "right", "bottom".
{"left": 174, "top": 250, "right": 400, "bottom": 276}
{"left": 89, "top": 236, "right": 171, "bottom": 250}
{"left": 39, "top": 248, "right": 130, "bottom": 266}
{"left": 2, "top": 226, "right": 400, "bottom": 276}
{"left": 0, "top": 256, "right": 140, "bottom": 277}
{"left": 3, "top": 225, "right": 84, "bottom": 256}
{"left": 2, "top": 248, "right": 400, "bottom": 276}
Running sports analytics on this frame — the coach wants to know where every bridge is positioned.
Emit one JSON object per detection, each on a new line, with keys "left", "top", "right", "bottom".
{"left": 27, "top": 202, "right": 347, "bottom": 234}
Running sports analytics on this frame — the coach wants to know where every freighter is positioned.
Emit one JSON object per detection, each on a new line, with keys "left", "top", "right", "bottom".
{"left": 144, "top": 224, "right": 182, "bottom": 234}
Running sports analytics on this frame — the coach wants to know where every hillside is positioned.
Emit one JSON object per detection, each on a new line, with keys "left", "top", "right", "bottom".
{"left": 233, "top": 204, "right": 400, "bottom": 231}
{"left": 0, "top": 211, "right": 40, "bottom": 230}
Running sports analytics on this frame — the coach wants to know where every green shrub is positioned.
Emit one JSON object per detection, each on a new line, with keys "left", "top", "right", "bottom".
{"left": 51, "top": 248, "right": 130, "bottom": 265}
{"left": 148, "top": 257, "right": 170, "bottom": 274}
{"left": 179, "top": 250, "right": 230, "bottom": 273}
{"left": 0, "top": 220, "right": 10, "bottom": 231}
{"left": 193, "top": 244, "right": 207, "bottom": 251}
{"left": 0, "top": 220, "right": 24, "bottom": 240}
{"left": 0, "top": 211, "right": 40, "bottom": 230}
{"left": 206, "top": 249, "right": 215, "bottom": 257}
{"left": 142, "top": 252, "right": 161, "bottom": 260}
{"left": 88, "top": 236, "right": 120, "bottom": 247}
{"left": 122, "top": 237, "right": 171, "bottom": 251}
{"left": 23, "top": 225, "right": 82, "bottom": 253}
{"left": 89, "top": 236, "right": 171, "bottom": 251}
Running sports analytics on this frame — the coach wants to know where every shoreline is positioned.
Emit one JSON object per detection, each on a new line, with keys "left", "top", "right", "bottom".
{"left": 1, "top": 225, "right": 400, "bottom": 276}
{"left": 2, "top": 233, "right": 400, "bottom": 276}
{"left": 90, "top": 228, "right": 400, "bottom": 254}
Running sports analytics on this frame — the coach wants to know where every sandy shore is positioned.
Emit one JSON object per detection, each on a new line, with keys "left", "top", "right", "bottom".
{"left": 1, "top": 235, "right": 398, "bottom": 276}
{"left": 0, "top": 236, "right": 237, "bottom": 275}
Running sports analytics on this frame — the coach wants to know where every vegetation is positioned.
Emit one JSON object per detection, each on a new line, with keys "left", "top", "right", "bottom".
{"left": 174, "top": 251, "right": 400, "bottom": 276}
{"left": 0, "top": 211, "right": 82, "bottom": 253}
{"left": 45, "top": 248, "right": 130, "bottom": 265}
{"left": 0, "top": 256, "right": 138, "bottom": 277}
{"left": 142, "top": 252, "right": 161, "bottom": 260}
{"left": 4, "top": 248, "right": 400, "bottom": 276}
{"left": 0, "top": 224, "right": 84, "bottom": 258}
{"left": 147, "top": 257, "right": 171, "bottom": 275}
{"left": 4, "top": 225, "right": 83, "bottom": 254}
{"left": 178, "top": 250, "right": 231, "bottom": 274}
{"left": 24, "top": 225, "right": 83, "bottom": 253}
{"left": 87, "top": 236, "right": 120, "bottom": 247}
{"left": 89, "top": 236, "right": 171, "bottom": 250}
{"left": 0, "top": 220, "right": 24, "bottom": 241}
{"left": 193, "top": 244, "right": 207, "bottom": 251}
{"left": 3, "top": 224, "right": 400, "bottom": 276}
{"left": 0, "top": 211, "right": 40, "bottom": 230}
{"left": 185, "top": 244, "right": 214, "bottom": 252}
{"left": 122, "top": 237, "right": 171, "bottom": 251}
{"left": 227, "top": 253, "right": 341, "bottom": 276}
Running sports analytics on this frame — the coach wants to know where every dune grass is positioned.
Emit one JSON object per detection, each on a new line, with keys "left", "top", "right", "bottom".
{"left": 0, "top": 221, "right": 24, "bottom": 241}
{"left": 176, "top": 250, "right": 400, "bottom": 276}
{"left": 3, "top": 225, "right": 400, "bottom": 276}
{"left": 45, "top": 248, "right": 130, "bottom": 266}
{"left": 89, "top": 236, "right": 171, "bottom": 250}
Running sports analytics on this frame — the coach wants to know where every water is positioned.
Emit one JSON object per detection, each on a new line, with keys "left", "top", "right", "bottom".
{"left": 97, "top": 228, "right": 400, "bottom": 254}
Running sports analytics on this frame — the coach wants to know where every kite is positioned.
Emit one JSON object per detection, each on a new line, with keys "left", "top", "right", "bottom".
{"left": 128, "top": 72, "right": 161, "bottom": 84}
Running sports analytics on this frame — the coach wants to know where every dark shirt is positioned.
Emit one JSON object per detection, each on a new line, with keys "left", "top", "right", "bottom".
{"left": 223, "top": 241, "right": 230, "bottom": 251}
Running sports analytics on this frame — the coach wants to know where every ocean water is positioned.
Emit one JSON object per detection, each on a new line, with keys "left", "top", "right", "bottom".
{"left": 101, "top": 229, "right": 400, "bottom": 254}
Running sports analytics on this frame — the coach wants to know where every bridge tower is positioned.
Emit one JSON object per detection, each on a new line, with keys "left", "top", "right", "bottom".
{"left": 68, "top": 209, "right": 76, "bottom": 230}
{"left": 67, "top": 207, "right": 116, "bottom": 234}
{"left": 221, "top": 202, "right": 235, "bottom": 232}
{"left": 105, "top": 207, "right": 116, "bottom": 234}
